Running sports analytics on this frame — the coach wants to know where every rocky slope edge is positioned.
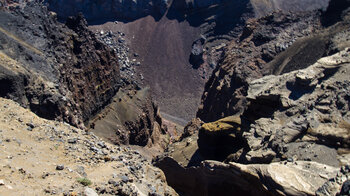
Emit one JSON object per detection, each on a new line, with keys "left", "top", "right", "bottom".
{"left": 155, "top": 48, "right": 350, "bottom": 196}
{"left": 0, "top": 97, "right": 177, "bottom": 195}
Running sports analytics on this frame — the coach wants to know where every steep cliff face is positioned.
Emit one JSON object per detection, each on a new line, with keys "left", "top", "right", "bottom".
{"left": 0, "top": 1, "right": 172, "bottom": 150}
{"left": 0, "top": 2, "right": 120, "bottom": 128}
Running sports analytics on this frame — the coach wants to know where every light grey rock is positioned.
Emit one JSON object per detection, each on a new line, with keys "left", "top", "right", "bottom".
{"left": 242, "top": 48, "right": 350, "bottom": 164}
{"left": 84, "top": 187, "right": 99, "bottom": 196}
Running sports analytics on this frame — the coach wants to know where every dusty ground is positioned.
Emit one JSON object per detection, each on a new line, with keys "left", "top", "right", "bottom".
{"left": 0, "top": 98, "right": 177, "bottom": 196}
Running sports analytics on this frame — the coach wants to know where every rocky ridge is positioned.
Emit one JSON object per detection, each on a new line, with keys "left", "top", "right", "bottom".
{"left": 197, "top": 1, "right": 350, "bottom": 122}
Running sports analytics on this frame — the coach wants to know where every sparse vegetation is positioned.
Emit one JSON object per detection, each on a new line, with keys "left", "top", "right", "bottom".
{"left": 77, "top": 178, "right": 92, "bottom": 186}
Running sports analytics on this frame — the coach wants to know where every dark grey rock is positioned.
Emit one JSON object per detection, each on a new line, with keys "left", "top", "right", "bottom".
{"left": 340, "top": 180, "right": 350, "bottom": 196}
{"left": 97, "top": 141, "right": 106, "bottom": 148}
{"left": 121, "top": 175, "right": 129, "bottom": 183}
{"left": 56, "top": 165, "right": 64, "bottom": 170}
{"left": 26, "top": 122, "right": 35, "bottom": 129}
{"left": 67, "top": 138, "right": 77, "bottom": 144}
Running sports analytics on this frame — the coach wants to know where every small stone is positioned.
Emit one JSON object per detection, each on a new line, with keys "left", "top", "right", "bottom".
{"left": 97, "top": 142, "right": 106, "bottom": 148}
{"left": 75, "top": 166, "right": 87, "bottom": 177}
{"left": 56, "top": 165, "right": 64, "bottom": 170}
{"left": 26, "top": 122, "right": 35, "bottom": 128}
{"left": 67, "top": 138, "right": 77, "bottom": 144}
{"left": 0, "top": 179, "right": 4, "bottom": 185}
{"left": 121, "top": 175, "right": 129, "bottom": 183}
{"left": 84, "top": 187, "right": 98, "bottom": 196}
{"left": 108, "top": 179, "right": 119, "bottom": 186}
{"left": 287, "top": 157, "right": 294, "bottom": 162}
{"left": 108, "top": 179, "right": 115, "bottom": 184}
{"left": 149, "top": 192, "right": 161, "bottom": 196}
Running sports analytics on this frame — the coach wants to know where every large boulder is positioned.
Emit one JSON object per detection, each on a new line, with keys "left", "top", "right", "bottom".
{"left": 155, "top": 158, "right": 340, "bottom": 196}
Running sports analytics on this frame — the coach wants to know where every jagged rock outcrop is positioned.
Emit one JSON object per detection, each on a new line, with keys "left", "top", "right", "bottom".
{"left": 155, "top": 48, "right": 350, "bottom": 195}
{"left": 155, "top": 158, "right": 343, "bottom": 196}
{"left": 180, "top": 117, "right": 203, "bottom": 139}
{"left": 240, "top": 48, "right": 350, "bottom": 165}
{"left": 197, "top": 0, "right": 350, "bottom": 122}
{"left": 197, "top": 48, "right": 350, "bottom": 165}
{"left": 316, "top": 165, "right": 350, "bottom": 196}
{"left": 154, "top": 2, "right": 350, "bottom": 194}
{"left": 197, "top": 10, "right": 324, "bottom": 122}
